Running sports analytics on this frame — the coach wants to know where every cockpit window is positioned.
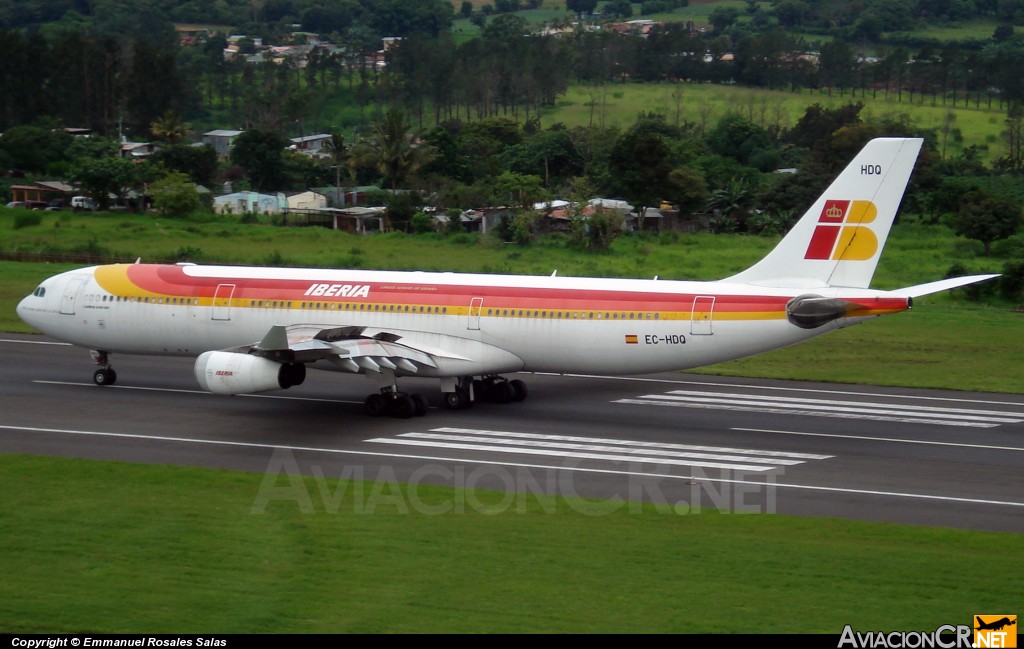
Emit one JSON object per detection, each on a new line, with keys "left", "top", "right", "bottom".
{"left": 33, "top": 286, "right": 46, "bottom": 297}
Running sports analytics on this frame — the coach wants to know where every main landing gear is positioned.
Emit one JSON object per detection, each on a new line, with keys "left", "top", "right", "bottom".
{"left": 364, "top": 375, "right": 529, "bottom": 417}
{"left": 364, "top": 387, "right": 429, "bottom": 419}
{"left": 90, "top": 350, "right": 117, "bottom": 386}
{"left": 442, "top": 375, "right": 527, "bottom": 411}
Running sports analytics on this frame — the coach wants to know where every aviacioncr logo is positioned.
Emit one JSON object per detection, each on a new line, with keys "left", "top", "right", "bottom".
{"left": 804, "top": 200, "right": 878, "bottom": 261}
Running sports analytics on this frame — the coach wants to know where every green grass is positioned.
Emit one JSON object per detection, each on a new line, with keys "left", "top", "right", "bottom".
{"left": 694, "top": 306, "right": 1024, "bottom": 394}
{"left": 0, "top": 454, "right": 1020, "bottom": 633}
{"left": 541, "top": 83, "right": 1010, "bottom": 162}
{"left": 890, "top": 18, "right": 1003, "bottom": 42}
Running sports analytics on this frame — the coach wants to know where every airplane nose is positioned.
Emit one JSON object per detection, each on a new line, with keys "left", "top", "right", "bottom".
{"left": 16, "top": 294, "right": 42, "bottom": 331}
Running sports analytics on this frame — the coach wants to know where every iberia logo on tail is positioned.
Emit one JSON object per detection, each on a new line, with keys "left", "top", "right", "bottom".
{"left": 804, "top": 200, "right": 879, "bottom": 261}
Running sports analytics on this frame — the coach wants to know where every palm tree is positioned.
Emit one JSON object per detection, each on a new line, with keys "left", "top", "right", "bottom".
{"left": 322, "top": 132, "right": 351, "bottom": 198}
{"left": 706, "top": 177, "right": 753, "bottom": 233}
{"left": 150, "top": 110, "right": 192, "bottom": 144}
{"left": 353, "top": 110, "right": 435, "bottom": 191}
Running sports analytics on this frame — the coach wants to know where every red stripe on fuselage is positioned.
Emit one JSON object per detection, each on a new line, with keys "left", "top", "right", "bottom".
{"left": 119, "top": 265, "right": 906, "bottom": 315}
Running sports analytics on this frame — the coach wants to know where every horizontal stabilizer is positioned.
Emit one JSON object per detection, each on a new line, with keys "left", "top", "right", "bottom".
{"left": 888, "top": 274, "right": 999, "bottom": 298}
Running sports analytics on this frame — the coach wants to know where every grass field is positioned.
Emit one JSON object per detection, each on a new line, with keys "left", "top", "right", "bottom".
{"left": 540, "top": 82, "right": 1009, "bottom": 162}
{"left": 1, "top": 454, "right": 1020, "bottom": 633}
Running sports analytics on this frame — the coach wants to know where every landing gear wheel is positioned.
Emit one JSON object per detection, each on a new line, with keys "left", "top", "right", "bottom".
{"left": 93, "top": 367, "right": 116, "bottom": 386}
{"left": 364, "top": 393, "right": 387, "bottom": 417}
{"left": 444, "top": 390, "right": 471, "bottom": 410}
{"left": 509, "top": 379, "right": 528, "bottom": 402}
{"left": 390, "top": 394, "right": 416, "bottom": 419}
{"left": 411, "top": 393, "right": 429, "bottom": 417}
{"left": 492, "top": 380, "right": 514, "bottom": 404}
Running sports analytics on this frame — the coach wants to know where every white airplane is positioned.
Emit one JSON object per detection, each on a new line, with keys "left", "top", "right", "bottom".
{"left": 17, "top": 137, "right": 997, "bottom": 418}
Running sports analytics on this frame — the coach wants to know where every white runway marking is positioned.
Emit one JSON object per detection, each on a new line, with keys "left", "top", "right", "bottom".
{"left": 615, "top": 388, "right": 1024, "bottom": 428}
{"left": 537, "top": 372, "right": 1024, "bottom": 407}
{"left": 2, "top": 423, "right": 1022, "bottom": 509}
{"left": 366, "top": 427, "right": 832, "bottom": 472}
{"left": 733, "top": 427, "right": 1024, "bottom": 452}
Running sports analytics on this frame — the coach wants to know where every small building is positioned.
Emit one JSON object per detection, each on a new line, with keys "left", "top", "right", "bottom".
{"left": 332, "top": 206, "right": 386, "bottom": 234}
{"left": 213, "top": 191, "right": 287, "bottom": 215}
{"left": 203, "top": 129, "right": 244, "bottom": 157}
{"left": 120, "top": 141, "right": 159, "bottom": 159}
{"left": 286, "top": 190, "right": 328, "bottom": 210}
{"left": 289, "top": 134, "right": 333, "bottom": 156}
{"left": 10, "top": 181, "right": 75, "bottom": 205}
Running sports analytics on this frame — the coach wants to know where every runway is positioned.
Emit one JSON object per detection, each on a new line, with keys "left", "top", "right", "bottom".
{"left": 2, "top": 334, "right": 1023, "bottom": 532}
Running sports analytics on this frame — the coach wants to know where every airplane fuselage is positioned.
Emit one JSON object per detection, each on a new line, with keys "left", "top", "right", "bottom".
{"left": 18, "top": 262, "right": 909, "bottom": 376}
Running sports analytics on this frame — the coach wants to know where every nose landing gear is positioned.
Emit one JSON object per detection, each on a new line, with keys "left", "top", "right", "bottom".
{"left": 90, "top": 350, "right": 117, "bottom": 386}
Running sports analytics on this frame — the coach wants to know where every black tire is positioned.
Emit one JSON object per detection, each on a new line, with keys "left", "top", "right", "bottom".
{"left": 411, "top": 393, "right": 429, "bottom": 416}
{"left": 364, "top": 393, "right": 387, "bottom": 417}
{"left": 492, "top": 380, "right": 514, "bottom": 404}
{"left": 444, "top": 390, "right": 471, "bottom": 410}
{"left": 444, "top": 391, "right": 462, "bottom": 410}
{"left": 93, "top": 368, "right": 116, "bottom": 386}
{"left": 509, "top": 379, "right": 527, "bottom": 402}
{"left": 391, "top": 394, "right": 415, "bottom": 419}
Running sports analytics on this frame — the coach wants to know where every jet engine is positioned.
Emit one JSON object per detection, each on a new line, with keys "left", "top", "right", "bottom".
{"left": 786, "top": 295, "right": 853, "bottom": 329}
{"left": 195, "top": 351, "right": 306, "bottom": 395}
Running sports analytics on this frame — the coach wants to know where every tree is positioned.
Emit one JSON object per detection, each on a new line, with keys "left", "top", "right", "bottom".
{"left": 665, "top": 166, "right": 709, "bottom": 217}
{"left": 953, "top": 191, "right": 1022, "bottom": 255}
{"left": 150, "top": 171, "right": 202, "bottom": 218}
{"left": 70, "top": 155, "right": 140, "bottom": 210}
{"left": 566, "top": 0, "right": 598, "bottom": 18}
{"left": 604, "top": 0, "right": 634, "bottom": 19}
{"left": 353, "top": 110, "right": 436, "bottom": 190}
{"left": 150, "top": 145, "right": 219, "bottom": 188}
{"left": 487, "top": 170, "right": 548, "bottom": 208}
{"left": 150, "top": 110, "right": 192, "bottom": 145}
{"left": 366, "top": 0, "right": 455, "bottom": 37}
{"left": 0, "top": 122, "right": 72, "bottom": 173}
{"left": 231, "top": 129, "right": 289, "bottom": 191}
{"left": 706, "top": 114, "right": 777, "bottom": 170}
{"left": 607, "top": 130, "right": 673, "bottom": 230}
{"left": 124, "top": 39, "right": 185, "bottom": 134}
{"left": 322, "top": 133, "right": 352, "bottom": 192}
{"left": 706, "top": 177, "right": 755, "bottom": 233}
{"left": 708, "top": 6, "right": 740, "bottom": 33}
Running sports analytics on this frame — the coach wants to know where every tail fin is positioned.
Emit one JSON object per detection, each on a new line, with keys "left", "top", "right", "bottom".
{"left": 726, "top": 137, "right": 923, "bottom": 289}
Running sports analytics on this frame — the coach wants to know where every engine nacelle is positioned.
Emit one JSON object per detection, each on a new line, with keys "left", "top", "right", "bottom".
{"left": 194, "top": 351, "right": 305, "bottom": 395}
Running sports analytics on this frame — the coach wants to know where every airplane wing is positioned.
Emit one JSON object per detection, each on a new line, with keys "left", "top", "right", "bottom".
{"left": 196, "top": 322, "right": 526, "bottom": 396}
{"left": 240, "top": 324, "right": 467, "bottom": 374}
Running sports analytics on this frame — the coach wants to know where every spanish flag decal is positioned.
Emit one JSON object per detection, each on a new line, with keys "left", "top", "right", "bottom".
{"left": 625, "top": 334, "right": 639, "bottom": 344}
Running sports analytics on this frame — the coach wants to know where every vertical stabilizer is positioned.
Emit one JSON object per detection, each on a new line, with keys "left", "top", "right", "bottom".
{"left": 726, "top": 137, "right": 923, "bottom": 289}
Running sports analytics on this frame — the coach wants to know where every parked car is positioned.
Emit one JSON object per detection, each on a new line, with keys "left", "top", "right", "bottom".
{"left": 71, "top": 196, "right": 98, "bottom": 211}
{"left": 24, "top": 200, "right": 50, "bottom": 210}
{"left": 5, "top": 201, "right": 26, "bottom": 209}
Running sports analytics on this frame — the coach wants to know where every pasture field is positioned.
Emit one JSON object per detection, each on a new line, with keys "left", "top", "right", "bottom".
{"left": 540, "top": 82, "right": 1009, "bottom": 162}
{"left": 1, "top": 454, "right": 1021, "bottom": 633}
